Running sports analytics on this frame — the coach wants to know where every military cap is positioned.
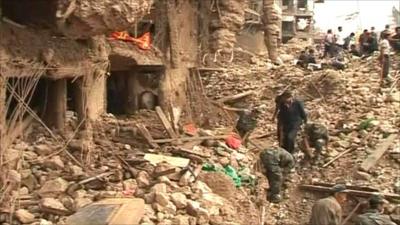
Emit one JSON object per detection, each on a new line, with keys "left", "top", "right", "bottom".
{"left": 331, "top": 184, "right": 347, "bottom": 193}
{"left": 369, "top": 194, "right": 388, "bottom": 205}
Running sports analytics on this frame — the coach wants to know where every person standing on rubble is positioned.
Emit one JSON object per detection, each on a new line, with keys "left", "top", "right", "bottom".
{"left": 379, "top": 32, "right": 391, "bottom": 87}
{"left": 260, "top": 146, "right": 294, "bottom": 203}
{"left": 335, "top": 26, "right": 345, "bottom": 49}
{"left": 355, "top": 195, "right": 396, "bottom": 225}
{"left": 276, "top": 90, "right": 307, "bottom": 154}
{"left": 323, "top": 29, "right": 335, "bottom": 58}
{"left": 359, "top": 29, "right": 370, "bottom": 55}
{"left": 309, "top": 184, "right": 348, "bottom": 225}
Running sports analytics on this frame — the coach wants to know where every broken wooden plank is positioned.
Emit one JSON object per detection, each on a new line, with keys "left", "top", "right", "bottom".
{"left": 196, "top": 67, "right": 228, "bottom": 72}
{"left": 155, "top": 106, "right": 178, "bottom": 139}
{"left": 172, "top": 147, "right": 211, "bottom": 158}
{"left": 144, "top": 153, "right": 190, "bottom": 168}
{"left": 311, "top": 182, "right": 379, "bottom": 193}
{"left": 137, "top": 123, "right": 160, "bottom": 149}
{"left": 359, "top": 134, "right": 398, "bottom": 172}
{"left": 217, "top": 90, "right": 255, "bottom": 103}
{"left": 322, "top": 127, "right": 378, "bottom": 168}
{"left": 299, "top": 184, "right": 400, "bottom": 202}
{"left": 340, "top": 202, "right": 362, "bottom": 225}
{"left": 152, "top": 135, "right": 229, "bottom": 144}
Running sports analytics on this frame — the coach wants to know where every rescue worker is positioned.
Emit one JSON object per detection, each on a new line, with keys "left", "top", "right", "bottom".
{"left": 359, "top": 29, "right": 370, "bottom": 55}
{"left": 301, "top": 122, "right": 329, "bottom": 160}
{"left": 309, "top": 184, "right": 348, "bottom": 225}
{"left": 390, "top": 26, "right": 400, "bottom": 52}
{"left": 296, "top": 50, "right": 309, "bottom": 68}
{"left": 379, "top": 32, "right": 391, "bottom": 87}
{"left": 277, "top": 90, "right": 307, "bottom": 154}
{"left": 260, "top": 147, "right": 294, "bottom": 203}
{"left": 235, "top": 108, "right": 258, "bottom": 146}
{"left": 355, "top": 195, "right": 396, "bottom": 225}
{"left": 324, "top": 29, "right": 335, "bottom": 58}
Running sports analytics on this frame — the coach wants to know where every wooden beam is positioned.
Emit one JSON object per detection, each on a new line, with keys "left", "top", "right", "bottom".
{"left": 155, "top": 106, "right": 178, "bottom": 139}
{"left": 152, "top": 135, "right": 229, "bottom": 144}
{"left": 144, "top": 153, "right": 190, "bottom": 167}
{"left": 322, "top": 127, "right": 378, "bottom": 168}
{"left": 299, "top": 184, "right": 400, "bottom": 202}
{"left": 359, "top": 134, "right": 398, "bottom": 172}
{"left": 137, "top": 123, "right": 160, "bottom": 149}
{"left": 218, "top": 90, "right": 255, "bottom": 103}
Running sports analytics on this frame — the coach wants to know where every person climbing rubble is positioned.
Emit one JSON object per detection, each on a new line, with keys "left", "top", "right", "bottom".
{"left": 276, "top": 90, "right": 307, "bottom": 154}
{"left": 300, "top": 122, "right": 329, "bottom": 161}
{"left": 235, "top": 107, "right": 258, "bottom": 146}
{"left": 260, "top": 146, "right": 294, "bottom": 203}
{"left": 354, "top": 195, "right": 396, "bottom": 225}
{"left": 309, "top": 184, "right": 348, "bottom": 225}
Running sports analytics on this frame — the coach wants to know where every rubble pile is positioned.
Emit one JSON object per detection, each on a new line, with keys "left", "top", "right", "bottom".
{"left": 1, "top": 41, "right": 399, "bottom": 225}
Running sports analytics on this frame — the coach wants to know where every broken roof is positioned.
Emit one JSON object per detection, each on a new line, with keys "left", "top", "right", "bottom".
{"left": 108, "top": 41, "right": 164, "bottom": 67}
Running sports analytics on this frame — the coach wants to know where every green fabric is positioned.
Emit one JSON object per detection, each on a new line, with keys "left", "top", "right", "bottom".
{"left": 359, "top": 118, "right": 376, "bottom": 130}
{"left": 202, "top": 164, "right": 242, "bottom": 187}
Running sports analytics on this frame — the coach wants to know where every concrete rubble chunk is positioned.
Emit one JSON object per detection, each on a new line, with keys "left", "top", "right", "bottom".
{"left": 66, "top": 198, "right": 145, "bottom": 225}
{"left": 186, "top": 200, "right": 209, "bottom": 217}
{"left": 38, "top": 178, "right": 69, "bottom": 197}
{"left": 154, "top": 192, "right": 170, "bottom": 207}
{"left": 43, "top": 156, "right": 65, "bottom": 170}
{"left": 15, "top": 209, "right": 35, "bottom": 224}
{"left": 70, "top": 165, "right": 84, "bottom": 177}
{"left": 35, "top": 144, "right": 52, "bottom": 155}
{"left": 171, "top": 192, "right": 187, "bottom": 209}
{"left": 75, "top": 197, "right": 93, "bottom": 209}
{"left": 39, "top": 198, "right": 70, "bottom": 216}
{"left": 173, "top": 215, "right": 190, "bottom": 225}
{"left": 192, "top": 181, "right": 212, "bottom": 194}
{"left": 354, "top": 170, "right": 372, "bottom": 181}
{"left": 151, "top": 183, "right": 167, "bottom": 193}
{"left": 136, "top": 171, "right": 150, "bottom": 188}
{"left": 7, "top": 170, "right": 21, "bottom": 183}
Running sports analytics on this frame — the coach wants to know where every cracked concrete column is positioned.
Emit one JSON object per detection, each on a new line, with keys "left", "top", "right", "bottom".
{"left": 45, "top": 79, "right": 67, "bottom": 131}
{"left": 262, "top": 0, "right": 282, "bottom": 63}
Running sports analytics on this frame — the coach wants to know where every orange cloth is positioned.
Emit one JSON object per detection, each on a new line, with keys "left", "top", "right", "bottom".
{"left": 225, "top": 133, "right": 242, "bottom": 149}
{"left": 110, "top": 31, "right": 151, "bottom": 50}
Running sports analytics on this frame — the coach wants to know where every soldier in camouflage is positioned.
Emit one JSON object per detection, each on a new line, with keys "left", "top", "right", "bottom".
{"left": 235, "top": 108, "right": 258, "bottom": 146}
{"left": 300, "top": 122, "right": 329, "bottom": 160}
{"left": 260, "top": 147, "right": 294, "bottom": 203}
{"left": 355, "top": 195, "right": 396, "bottom": 225}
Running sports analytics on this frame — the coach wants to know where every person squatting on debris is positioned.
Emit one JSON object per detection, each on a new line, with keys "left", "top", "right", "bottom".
{"left": 355, "top": 195, "right": 396, "bottom": 225}
{"left": 300, "top": 122, "right": 329, "bottom": 161}
{"left": 379, "top": 32, "right": 392, "bottom": 87}
{"left": 276, "top": 90, "right": 307, "bottom": 154}
{"left": 309, "top": 184, "right": 348, "bottom": 225}
{"left": 235, "top": 108, "right": 258, "bottom": 146}
{"left": 260, "top": 147, "right": 294, "bottom": 203}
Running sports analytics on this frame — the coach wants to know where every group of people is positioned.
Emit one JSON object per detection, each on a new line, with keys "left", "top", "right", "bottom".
{"left": 234, "top": 89, "right": 396, "bottom": 224}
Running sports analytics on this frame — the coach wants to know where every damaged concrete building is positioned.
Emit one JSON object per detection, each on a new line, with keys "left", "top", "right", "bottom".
{"left": 280, "top": 0, "right": 323, "bottom": 43}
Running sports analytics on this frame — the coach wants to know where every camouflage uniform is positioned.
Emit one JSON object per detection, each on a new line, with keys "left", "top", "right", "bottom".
{"left": 260, "top": 147, "right": 294, "bottom": 202}
{"left": 300, "top": 123, "right": 329, "bottom": 159}
{"left": 355, "top": 209, "right": 396, "bottom": 225}
{"left": 236, "top": 110, "right": 257, "bottom": 145}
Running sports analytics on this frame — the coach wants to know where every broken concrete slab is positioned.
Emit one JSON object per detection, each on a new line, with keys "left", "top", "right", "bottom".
{"left": 39, "top": 198, "right": 70, "bottom": 216}
{"left": 144, "top": 154, "right": 190, "bottom": 168}
{"left": 66, "top": 198, "right": 145, "bottom": 225}
{"left": 38, "top": 178, "right": 69, "bottom": 197}
{"left": 15, "top": 209, "right": 35, "bottom": 224}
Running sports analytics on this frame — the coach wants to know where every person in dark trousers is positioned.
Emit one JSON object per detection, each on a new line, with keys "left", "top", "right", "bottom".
{"left": 344, "top": 33, "right": 355, "bottom": 50}
{"left": 324, "top": 29, "right": 335, "bottom": 58}
{"left": 277, "top": 91, "right": 307, "bottom": 154}
{"left": 260, "top": 147, "right": 294, "bottom": 203}
{"left": 355, "top": 195, "right": 396, "bottom": 225}
{"left": 390, "top": 26, "right": 400, "bottom": 52}
{"left": 380, "top": 24, "right": 391, "bottom": 41}
{"left": 379, "top": 32, "right": 391, "bottom": 86}
{"left": 235, "top": 108, "right": 258, "bottom": 146}
{"left": 350, "top": 44, "right": 362, "bottom": 57}
{"left": 359, "top": 29, "right": 370, "bottom": 55}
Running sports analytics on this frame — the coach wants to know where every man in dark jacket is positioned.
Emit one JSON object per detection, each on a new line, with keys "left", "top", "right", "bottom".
{"left": 260, "top": 147, "right": 294, "bottom": 203}
{"left": 355, "top": 195, "right": 396, "bottom": 225}
{"left": 277, "top": 91, "right": 307, "bottom": 154}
